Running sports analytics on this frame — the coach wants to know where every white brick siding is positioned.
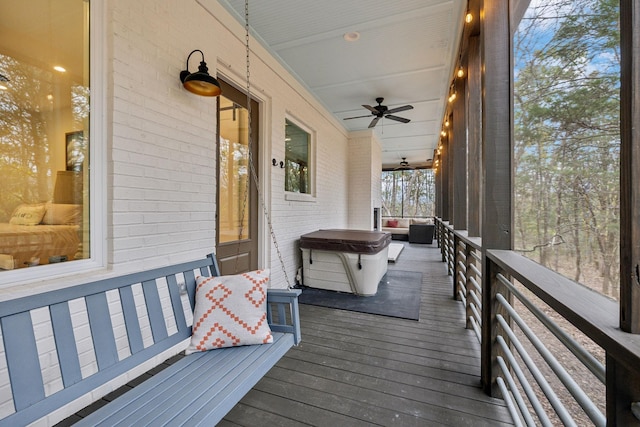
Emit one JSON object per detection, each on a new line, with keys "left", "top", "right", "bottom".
{"left": 0, "top": 0, "right": 365, "bottom": 422}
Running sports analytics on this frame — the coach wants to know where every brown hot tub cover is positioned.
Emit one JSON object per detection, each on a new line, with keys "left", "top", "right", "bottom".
{"left": 299, "top": 229, "right": 391, "bottom": 254}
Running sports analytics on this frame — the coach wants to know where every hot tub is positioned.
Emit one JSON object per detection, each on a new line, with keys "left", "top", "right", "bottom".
{"left": 299, "top": 229, "right": 391, "bottom": 296}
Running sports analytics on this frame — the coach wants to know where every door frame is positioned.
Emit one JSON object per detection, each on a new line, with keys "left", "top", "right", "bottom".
{"left": 215, "top": 76, "right": 270, "bottom": 272}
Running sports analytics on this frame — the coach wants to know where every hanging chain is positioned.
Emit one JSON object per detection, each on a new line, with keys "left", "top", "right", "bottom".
{"left": 238, "top": 0, "right": 292, "bottom": 288}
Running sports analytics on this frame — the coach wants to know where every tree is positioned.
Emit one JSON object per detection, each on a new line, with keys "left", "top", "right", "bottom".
{"left": 513, "top": 0, "right": 620, "bottom": 298}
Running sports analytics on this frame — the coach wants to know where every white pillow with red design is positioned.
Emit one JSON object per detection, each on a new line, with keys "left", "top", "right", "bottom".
{"left": 185, "top": 269, "right": 272, "bottom": 354}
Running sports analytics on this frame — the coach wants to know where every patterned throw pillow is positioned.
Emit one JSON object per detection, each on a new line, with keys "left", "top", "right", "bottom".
{"left": 9, "top": 204, "right": 47, "bottom": 226}
{"left": 185, "top": 269, "right": 273, "bottom": 354}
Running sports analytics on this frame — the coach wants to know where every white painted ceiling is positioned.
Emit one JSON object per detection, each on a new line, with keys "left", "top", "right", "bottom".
{"left": 218, "top": 0, "right": 466, "bottom": 169}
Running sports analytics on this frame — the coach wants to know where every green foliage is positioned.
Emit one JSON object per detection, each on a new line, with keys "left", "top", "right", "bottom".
{"left": 514, "top": 0, "right": 620, "bottom": 298}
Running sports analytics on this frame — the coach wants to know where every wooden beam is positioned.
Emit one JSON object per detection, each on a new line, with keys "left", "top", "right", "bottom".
{"left": 447, "top": 116, "right": 455, "bottom": 223}
{"left": 480, "top": 4, "right": 513, "bottom": 250}
{"left": 435, "top": 165, "right": 441, "bottom": 218}
{"left": 613, "top": 0, "right": 640, "bottom": 423}
{"left": 619, "top": 0, "right": 640, "bottom": 334}
{"left": 452, "top": 77, "right": 468, "bottom": 230}
{"left": 480, "top": 0, "right": 513, "bottom": 397}
{"left": 441, "top": 132, "right": 450, "bottom": 222}
{"left": 467, "top": 36, "right": 482, "bottom": 237}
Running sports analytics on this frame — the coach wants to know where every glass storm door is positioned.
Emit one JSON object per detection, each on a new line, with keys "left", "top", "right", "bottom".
{"left": 216, "top": 80, "right": 259, "bottom": 274}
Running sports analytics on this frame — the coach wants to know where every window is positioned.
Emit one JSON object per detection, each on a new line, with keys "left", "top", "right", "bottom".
{"left": 381, "top": 169, "right": 435, "bottom": 218}
{"left": 0, "top": 1, "right": 90, "bottom": 274}
{"left": 284, "top": 119, "right": 311, "bottom": 194}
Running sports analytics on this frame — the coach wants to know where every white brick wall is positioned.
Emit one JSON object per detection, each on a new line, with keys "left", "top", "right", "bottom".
{"left": 0, "top": 0, "right": 360, "bottom": 422}
{"left": 104, "top": 0, "right": 351, "bottom": 284}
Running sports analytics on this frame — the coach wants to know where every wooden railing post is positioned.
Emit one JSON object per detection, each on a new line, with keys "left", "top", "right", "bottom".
{"left": 447, "top": 227, "right": 454, "bottom": 276}
{"left": 606, "top": 355, "right": 640, "bottom": 425}
{"left": 453, "top": 234, "right": 462, "bottom": 300}
{"left": 465, "top": 244, "right": 476, "bottom": 330}
{"left": 611, "top": 0, "right": 640, "bottom": 423}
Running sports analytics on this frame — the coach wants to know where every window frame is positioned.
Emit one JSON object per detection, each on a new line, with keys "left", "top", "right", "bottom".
{"left": 0, "top": 0, "right": 106, "bottom": 288}
{"left": 284, "top": 115, "right": 316, "bottom": 201}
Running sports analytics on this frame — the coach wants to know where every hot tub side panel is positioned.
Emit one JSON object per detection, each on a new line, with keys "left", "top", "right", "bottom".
{"left": 301, "top": 247, "right": 388, "bottom": 296}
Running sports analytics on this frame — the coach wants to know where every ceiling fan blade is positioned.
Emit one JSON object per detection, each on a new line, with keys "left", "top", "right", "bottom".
{"left": 385, "top": 115, "right": 411, "bottom": 123}
{"left": 368, "top": 117, "right": 380, "bottom": 128}
{"left": 362, "top": 104, "right": 378, "bottom": 113}
{"left": 385, "top": 105, "right": 414, "bottom": 115}
{"left": 343, "top": 114, "right": 374, "bottom": 120}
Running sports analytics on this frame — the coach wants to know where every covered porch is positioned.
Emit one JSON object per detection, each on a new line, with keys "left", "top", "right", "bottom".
{"left": 224, "top": 242, "right": 512, "bottom": 426}
{"left": 62, "top": 242, "right": 513, "bottom": 426}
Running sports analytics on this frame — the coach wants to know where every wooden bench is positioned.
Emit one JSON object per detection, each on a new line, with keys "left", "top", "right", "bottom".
{"left": 0, "top": 253, "right": 301, "bottom": 426}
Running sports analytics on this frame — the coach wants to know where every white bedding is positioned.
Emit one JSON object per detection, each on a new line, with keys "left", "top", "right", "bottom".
{"left": 0, "top": 223, "right": 80, "bottom": 269}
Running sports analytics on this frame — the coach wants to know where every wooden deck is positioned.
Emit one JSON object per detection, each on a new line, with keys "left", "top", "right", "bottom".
{"left": 219, "top": 242, "right": 513, "bottom": 426}
{"left": 58, "top": 242, "right": 513, "bottom": 426}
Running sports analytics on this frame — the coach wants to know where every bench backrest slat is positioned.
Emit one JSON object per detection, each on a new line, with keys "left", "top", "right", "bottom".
{"left": 166, "top": 274, "right": 188, "bottom": 333}
{"left": 50, "top": 302, "right": 82, "bottom": 387}
{"left": 86, "top": 292, "right": 119, "bottom": 370}
{"left": 185, "top": 268, "right": 198, "bottom": 310}
{"left": 2, "top": 312, "right": 45, "bottom": 410}
{"left": 142, "top": 279, "right": 169, "bottom": 343}
{"left": 119, "top": 286, "right": 145, "bottom": 354}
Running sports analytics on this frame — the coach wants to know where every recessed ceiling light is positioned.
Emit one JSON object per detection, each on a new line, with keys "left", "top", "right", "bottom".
{"left": 343, "top": 31, "right": 360, "bottom": 42}
{"left": 53, "top": 65, "right": 66, "bottom": 73}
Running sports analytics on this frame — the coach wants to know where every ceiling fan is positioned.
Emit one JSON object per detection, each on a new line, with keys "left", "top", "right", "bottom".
{"left": 394, "top": 157, "right": 415, "bottom": 171}
{"left": 343, "top": 97, "right": 413, "bottom": 128}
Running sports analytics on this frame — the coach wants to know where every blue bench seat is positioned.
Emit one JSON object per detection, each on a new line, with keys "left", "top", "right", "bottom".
{"left": 0, "top": 253, "right": 301, "bottom": 427}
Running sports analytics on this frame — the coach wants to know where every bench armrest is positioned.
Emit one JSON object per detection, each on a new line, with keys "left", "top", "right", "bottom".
{"left": 266, "top": 288, "right": 302, "bottom": 345}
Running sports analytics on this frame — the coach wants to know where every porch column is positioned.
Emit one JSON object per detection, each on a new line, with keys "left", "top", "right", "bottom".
{"left": 610, "top": 0, "right": 640, "bottom": 424}
{"left": 440, "top": 132, "right": 450, "bottom": 222}
{"left": 452, "top": 76, "right": 468, "bottom": 231}
{"left": 467, "top": 35, "right": 482, "bottom": 237}
{"left": 480, "top": 0, "right": 513, "bottom": 397}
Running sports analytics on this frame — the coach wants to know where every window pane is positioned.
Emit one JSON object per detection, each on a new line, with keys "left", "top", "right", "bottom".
{"left": 0, "top": 1, "right": 90, "bottom": 271}
{"left": 381, "top": 169, "right": 435, "bottom": 218}
{"left": 285, "top": 119, "right": 310, "bottom": 194}
{"left": 219, "top": 99, "right": 249, "bottom": 244}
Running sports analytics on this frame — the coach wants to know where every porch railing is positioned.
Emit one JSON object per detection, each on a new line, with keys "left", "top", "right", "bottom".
{"left": 436, "top": 218, "right": 640, "bottom": 426}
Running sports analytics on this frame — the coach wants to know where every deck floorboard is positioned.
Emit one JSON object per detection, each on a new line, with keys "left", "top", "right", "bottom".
{"left": 224, "top": 241, "right": 514, "bottom": 426}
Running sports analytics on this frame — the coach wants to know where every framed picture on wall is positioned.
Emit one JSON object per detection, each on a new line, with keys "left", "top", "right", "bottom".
{"left": 66, "top": 131, "right": 86, "bottom": 171}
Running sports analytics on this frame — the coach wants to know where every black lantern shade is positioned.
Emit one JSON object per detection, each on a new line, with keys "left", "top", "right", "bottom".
{"left": 179, "top": 49, "right": 222, "bottom": 97}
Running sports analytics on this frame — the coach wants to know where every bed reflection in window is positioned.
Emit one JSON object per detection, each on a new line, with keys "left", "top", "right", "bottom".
{"left": 0, "top": 171, "right": 83, "bottom": 271}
